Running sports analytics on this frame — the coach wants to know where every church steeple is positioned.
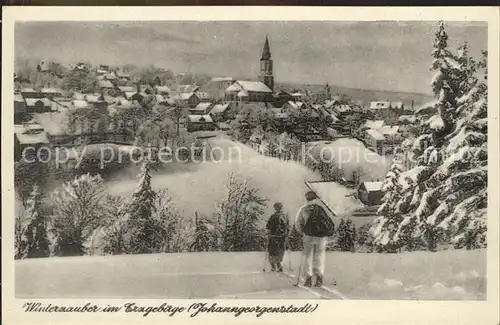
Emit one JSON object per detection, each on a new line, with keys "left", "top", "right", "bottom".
{"left": 259, "top": 36, "right": 274, "bottom": 92}
{"left": 261, "top": 36, "right": 271, "bottom": 61}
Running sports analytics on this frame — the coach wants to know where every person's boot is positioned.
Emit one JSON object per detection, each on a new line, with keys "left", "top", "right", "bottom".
{"left": 270, "top": 264, "right": 276, "bottom": 272}
{"left": 277, "top": 262, "right": 283, "bottom": 272}
{"left": 304, "top": 276, "right": 313, "bottom": 287}
{"left": 315, "top": 275, "right": 323, "bottom": 287}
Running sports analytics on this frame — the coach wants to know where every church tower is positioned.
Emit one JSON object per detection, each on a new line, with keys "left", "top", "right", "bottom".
{"left": 259, "top": 36, "right": 274, "bottom": 92}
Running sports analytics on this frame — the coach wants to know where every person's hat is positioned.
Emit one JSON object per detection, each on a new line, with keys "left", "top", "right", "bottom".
{"left": 305, "top": 191, "right": 318, "bottom": 201}
{"left": 273, "top": 202, "right": 283, "bottom": 210}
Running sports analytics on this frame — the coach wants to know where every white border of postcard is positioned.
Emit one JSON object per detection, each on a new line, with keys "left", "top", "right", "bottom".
{"left": 2, "top": 6, "right": 499, "bottom": 325}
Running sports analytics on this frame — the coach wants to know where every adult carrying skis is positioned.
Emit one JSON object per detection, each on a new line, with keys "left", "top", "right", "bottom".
{"left": 295, "top": 191, "right": 335, "bottom": 287}
{"left": 266, "top": 202, "right": 290, "bottom": 272}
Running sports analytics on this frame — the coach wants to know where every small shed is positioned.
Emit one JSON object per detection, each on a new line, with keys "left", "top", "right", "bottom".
{"left": 357, "top": 181, "right": 384, "bottom": 206}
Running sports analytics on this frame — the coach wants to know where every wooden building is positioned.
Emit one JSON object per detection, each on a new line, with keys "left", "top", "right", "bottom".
{"left": 357, "top": 181, "right": 384, "bottom": 206}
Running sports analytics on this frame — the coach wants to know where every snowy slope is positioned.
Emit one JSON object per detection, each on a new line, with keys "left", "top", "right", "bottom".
{"left": 16, "top": 249, "right": 485, "bottom": 300}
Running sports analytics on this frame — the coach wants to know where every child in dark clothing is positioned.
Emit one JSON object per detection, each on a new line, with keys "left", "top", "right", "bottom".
{"left": 266, "top": 202, "right": 290, "bottom": 272}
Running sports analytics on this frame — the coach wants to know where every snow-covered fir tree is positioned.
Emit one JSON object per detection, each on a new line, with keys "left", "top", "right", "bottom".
{"left": 21, "top": 184, "right": 50, "bottom": 259}
{"left": 391, "top": 22, "right": 487, "bottom": 250}
{"left": 371, "top": 162, "right": 403, "bottom": 252}
{"left": 126, "top": 158, "right": 159, "bottom": 254}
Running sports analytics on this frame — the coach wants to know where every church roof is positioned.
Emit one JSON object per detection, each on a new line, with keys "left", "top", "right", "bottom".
{"left": 226, "top": 80, "right": 272, "bottom": 93}
{"left": 261, "top": 36, "right": 271, "bottom": 61}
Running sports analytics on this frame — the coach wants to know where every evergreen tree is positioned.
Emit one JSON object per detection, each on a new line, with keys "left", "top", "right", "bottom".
{"left": 126, "top": 159, "right": 158, "bottom": 254}
{"left": 392, "top": 22, "right": 487, "bottom": 250}
{"left": 21, "top": 185, "right": 50, "bottom": 259}
{"left": 371, "top": 162, "right": 403, "bottom": 252}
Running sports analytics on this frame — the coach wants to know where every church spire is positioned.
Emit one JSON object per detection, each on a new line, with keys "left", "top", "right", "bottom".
{"left": 261, "top": 36, "right": 271, "bottom": 61}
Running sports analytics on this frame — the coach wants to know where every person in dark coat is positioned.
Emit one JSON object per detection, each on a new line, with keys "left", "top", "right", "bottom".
{"left": 266, "top": 202, "right": 290, "bottom": 272}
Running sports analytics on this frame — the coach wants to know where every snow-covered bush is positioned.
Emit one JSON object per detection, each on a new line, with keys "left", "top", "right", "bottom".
{"left": 51, "top": 174, "right": 106, "bottom": 256}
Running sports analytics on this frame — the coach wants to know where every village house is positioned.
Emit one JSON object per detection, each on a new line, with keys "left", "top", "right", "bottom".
{"left": 357, "top": 181, "right": 384, "bottom": 206}
{"left": 24, "top": 98, "right": 52, "bottom": 113}
{"left": 21, "top": 88, "right": 42, "bottom": 99}
{"left": 363, "top": 120, "right": 401, "bottom": 155}
{"left": 14, "top": 123, "right": 51, "bottom": 161}
{"left": 174, "top": 92, "right": 200, "bottom": 108}
{"left": 177, "top": 84, "right": 200, "bottom": 94}
{"left": 97, "top": 64, "right": 111, "bottom": 75}
{"left": 189, "top": 102, "right": 213, "bottom": 115}
{"left": 209, "top": 103, "right": 233, "bottom": 122}
{"left": 154, "top": 85, "right": 171, "bottom": 96}
{"left": 225, "top": 80, "right": 273, "bottom": 103}
{"left": 368, "top": 101, "right": 405, "bottom": 124}
{"left": 40, "top": 88, "right": 63, "bottom": 99}
{"left": 186, "top": 114, "right": 216, "bottom": 133}
{"left": 115, "top": 70, "right": 131, "bottom": 81}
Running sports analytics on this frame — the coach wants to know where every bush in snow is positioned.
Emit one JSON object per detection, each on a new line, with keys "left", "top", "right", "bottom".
{"left": 154, "top": 188, "right": 194, "bottom": 253}
{"left": 388, "top": 22, "right": 487, "bottom": 251}
{"left": 101, "top": 194, "right": 129, "bottom": 255}
{"left": 51, "top": 174, "right": 106, "bottom": 256}
{"left": 209, "top": 172, "right": 268, "bottom": 252}
{"left": 337, "top": 219, "right": 356, "bottom": 252}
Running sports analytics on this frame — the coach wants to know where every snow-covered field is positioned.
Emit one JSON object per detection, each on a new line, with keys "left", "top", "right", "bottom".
{"left": 105, "top": 136, "right": 351, "bottom": 220}
{"left": 16, "top": 249, "right": 486, "bottom": 300}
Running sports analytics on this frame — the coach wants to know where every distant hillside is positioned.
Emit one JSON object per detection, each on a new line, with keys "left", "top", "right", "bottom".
{"left": 276, "top": 82, "right": 434, "bottom": 109}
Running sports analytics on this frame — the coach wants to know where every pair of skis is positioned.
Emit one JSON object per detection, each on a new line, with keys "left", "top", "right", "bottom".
{"left": 263, "top": 250, "right": 340, "bottom": 299}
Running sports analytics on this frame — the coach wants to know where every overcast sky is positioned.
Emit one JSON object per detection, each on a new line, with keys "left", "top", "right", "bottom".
{"left": 15, "top": 21, "right": 487, "bottom": 94}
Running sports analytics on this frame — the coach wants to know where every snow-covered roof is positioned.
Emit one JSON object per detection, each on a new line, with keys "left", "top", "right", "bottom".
{"left": 86, "top": 95, "right": 103, "bottom": 103}
{"left": 15, "top": 126, "right": 50, "bottom": 145}
{"left": 104, "top": 72, "right": 117, "bottom": 80}
{"left": 378, "top": 125, "right": 400, "bottom": 136}
{"left": 366, "top": 129, "right": 386, "bottom": 141}
{"left": 369, "top": 101, "right": 391, "bottom": 109}
{"left": 291, "top": 92, "right": 303, "bottom": 97}
{"left": 72, "top": 100, "right": 89, "bottom": 109}
{"left": 98, "top": 80, "right": 115, "bottom": 89}
{"left": 211, "top": 77, "right": 233, "bottom": 82}
{"left": 178, "top": 92, "right": 197, "bottom": 100}
{"left": 118, "top": 86, "right": 135, "bottom": 93}
{"left": 41, "top": 88, "right": 61, "bottom": 94}
{"left": 210, "top": 103, "right": 230, "bottom": 114}
{"left": 155, "top": 85, "right": 171, "bottom": 93}
{"left": 73, "top": 92, "right": 86, "bottom": 100}
{"left": 115, "top": 71, "right": 131, "bottom": 78}
{"left": 14, "top": 94, "right": 24, "bottom": 102}
{"left": 25, "top": 98, "right": 51, "bottom": 107}
{"left": 361, "top": 181, "right": 383, "bottom": 192}
{"left": 187, "top": 114, "right": 213, "bottom": 123}
{"left": 177, "top": 84, "right": 200, "bottom": 93}
{"left": 363, "top": 120, "right": 385, "bottom": 129}
{"left": 192, "top": 102, "right": 213, "bottom": 111}
{"left": 237, "top": 90, "right": 249, "bottom": 97}
{"left": 226, "top": 80, "right": 272, "bottom": 93}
